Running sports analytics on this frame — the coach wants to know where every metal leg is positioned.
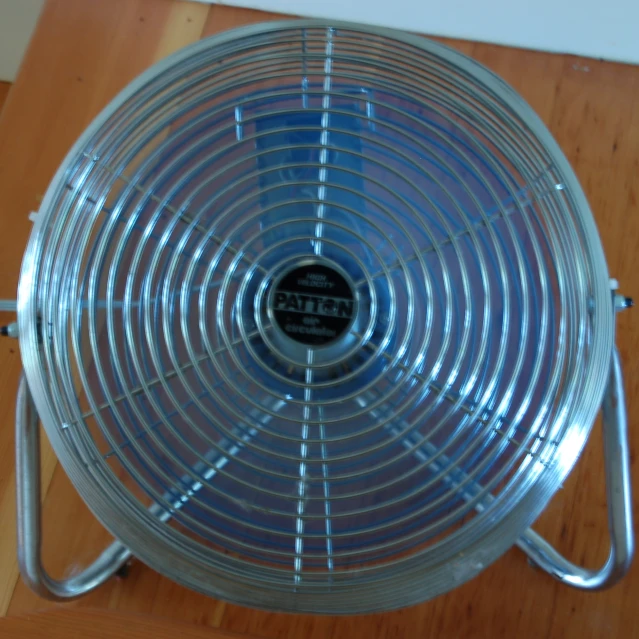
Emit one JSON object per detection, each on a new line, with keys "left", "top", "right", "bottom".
{"left": 15, "top": 375, "right": 132, "bottom": 601}
{"left": 516, "top": 348, "right": 634, "bottom": 589}
{"left": 15, "top": 374, "right": 276, "bottom": 600}
{"left": 16, "top": 340, "right": 632, "bottom": 598}
{"left": 373, "top": 344, "right": 632, "bottom": 591}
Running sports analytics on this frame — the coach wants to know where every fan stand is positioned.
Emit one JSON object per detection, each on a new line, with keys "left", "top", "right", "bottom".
{"left": 6, "top": 284, "right": 634, "bottom": 602}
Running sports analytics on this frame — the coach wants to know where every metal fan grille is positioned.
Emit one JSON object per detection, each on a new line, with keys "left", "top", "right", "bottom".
{"left": 18, "top": 21, "right": 613, "bottom": 612}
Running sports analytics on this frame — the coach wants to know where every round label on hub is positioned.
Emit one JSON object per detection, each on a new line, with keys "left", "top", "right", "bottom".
{"left": 269, "top": 263, "right": 356, "bottom": 346}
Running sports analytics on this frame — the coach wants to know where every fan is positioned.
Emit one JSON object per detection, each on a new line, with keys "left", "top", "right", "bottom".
{"left": 8, "top": 20, "right": 633, "bottom": 613}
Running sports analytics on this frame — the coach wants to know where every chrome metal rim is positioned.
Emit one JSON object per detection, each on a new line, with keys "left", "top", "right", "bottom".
{"left": 18, "top": 20, "right": 613, "bottom": 613}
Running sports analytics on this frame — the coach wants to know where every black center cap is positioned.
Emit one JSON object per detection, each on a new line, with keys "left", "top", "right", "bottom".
{"left": 269, "top": 263, "right": 356, "bottom": 346}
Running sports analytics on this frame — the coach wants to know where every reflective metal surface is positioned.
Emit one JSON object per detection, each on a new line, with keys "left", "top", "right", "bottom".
{"left": 15, "top": 375, "right": 132, "bottom": 600}
{"left": 17, "top": 20, "right": 617, "bottom": 612}
{"left": 517, "top": 348, "right": 634, "bottom": 589}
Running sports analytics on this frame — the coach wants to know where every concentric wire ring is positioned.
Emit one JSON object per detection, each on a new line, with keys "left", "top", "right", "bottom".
{"left": 18, "top": 20, "right": 613, "bottom": 613}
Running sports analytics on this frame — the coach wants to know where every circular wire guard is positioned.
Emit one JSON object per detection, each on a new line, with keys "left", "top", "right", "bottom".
{"left": 18, "top": 20, "right": 613, "bottom": 613}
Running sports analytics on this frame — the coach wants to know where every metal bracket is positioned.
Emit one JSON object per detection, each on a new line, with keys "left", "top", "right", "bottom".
{"left": 14, "top": 347, "right": 633, "bottom": 598}
{"left": 516, "top": 347, "right": 634, "bottom": 589}
{"left": 15, "top": 375, "right": 132, "bottom": 601}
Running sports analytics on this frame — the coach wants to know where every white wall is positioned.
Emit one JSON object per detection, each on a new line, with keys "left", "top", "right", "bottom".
{"left": 1, "top": 0, "right": 636, "bottom": 84}
{"left": 198, "top": 0, "right": 639, "bottom": 64}
{"left": 0, "top": 0, "right": 45, "bottom": 82}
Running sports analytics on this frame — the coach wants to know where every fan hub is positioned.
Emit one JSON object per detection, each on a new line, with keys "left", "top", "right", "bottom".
{"left": 263, "top": 258, "right": 362, "bottom": 363}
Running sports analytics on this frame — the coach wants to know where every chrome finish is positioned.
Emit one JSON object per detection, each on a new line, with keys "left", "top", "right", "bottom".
{"left": 0, "top": 299, "right": 17, "bottom": 312}
{"left": 2, "top": 322, "right": 19, "bottom": 338}
{"left": 517, "top": 348, "right": 633, "bottom": 589}
{"left": 614, "top": 294, "right": 634, "bottom": 311}
{"left": 372, "top": 346, "right": 633, "bottom": 590}
{"left": 15, "top": 20, "right": 624, "bottom": 612}
{"left": 15, "top": 375, "right": 132, "bottom": 600}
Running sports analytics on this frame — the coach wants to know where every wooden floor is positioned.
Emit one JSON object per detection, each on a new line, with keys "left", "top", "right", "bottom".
{"left": 0, "top": 82, "right": 11, "bottom": 115}
{"left": 0, "top": 1, "right": 638, "bottom": 637}
{"left": 0, "top": 608, "right": 259, "bottom": 639}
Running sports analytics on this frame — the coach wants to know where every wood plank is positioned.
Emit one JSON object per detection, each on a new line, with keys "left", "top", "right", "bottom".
{"left": 1, "top": 3, "right": 637, "bottom": 638}
{"left": 538, "top": 53, "right": 639, "bottom": 639}
{"left": 0, "top": 0, "right": 208, "bottom": 617}
{"left": 203, "top": 5, "right": 289, "bottom": 32}
{"left": 0, "top": 82, "right": 11, "bottom": 116}
{"left": 0, "top": 608, "right": 258, "bottom": 639}
{"left": 550, "top": 55, "right": 639, "bottom": 167}
{"left": 428, "top": 36, "right": 476, "bottom": 57}
{"left": 471, "top": 42, "right": 565, "bottom": 124}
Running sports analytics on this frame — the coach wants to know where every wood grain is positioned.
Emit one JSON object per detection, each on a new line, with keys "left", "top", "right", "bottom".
{"left": 0, "top": 0, "right": 208, "bottom": 616}
{"left": 0, "top": 608, "right": 258, "bottom": 639}
{"left": 0, "top": 82, "right": 11, "bottom": 117}
{"left": 0, "top": 2, "right": 637, "bottom": 638}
